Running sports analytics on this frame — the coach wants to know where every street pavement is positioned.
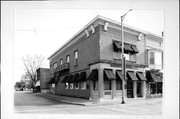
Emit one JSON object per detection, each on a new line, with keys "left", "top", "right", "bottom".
{"left": 14, "top": 91, "right": 162, "bottom": 115}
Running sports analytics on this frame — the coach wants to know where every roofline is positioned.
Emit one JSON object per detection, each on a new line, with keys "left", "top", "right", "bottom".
{"left": 48, "top": 15, "right": 163, "bottom": 59}
{"left": 48, "top": 15, "right": 101, "bottom": 59}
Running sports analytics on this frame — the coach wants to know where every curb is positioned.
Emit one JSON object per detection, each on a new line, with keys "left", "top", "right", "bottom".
{"left": 35, "top": 93, "right": 86, "bottom": 106}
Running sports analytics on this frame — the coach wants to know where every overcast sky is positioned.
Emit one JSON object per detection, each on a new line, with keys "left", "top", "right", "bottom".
{"left": 14, "top": 9, "right": 164, "bottom": 83}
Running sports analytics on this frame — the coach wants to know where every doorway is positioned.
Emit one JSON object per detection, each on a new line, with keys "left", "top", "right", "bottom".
{"left": 127, "top": 81, "right": 133, "bottom": 98}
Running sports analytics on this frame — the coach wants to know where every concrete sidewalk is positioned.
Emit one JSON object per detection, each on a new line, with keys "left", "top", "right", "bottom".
{"left": 34, "top": 93, "right": 162, "bottom": 106}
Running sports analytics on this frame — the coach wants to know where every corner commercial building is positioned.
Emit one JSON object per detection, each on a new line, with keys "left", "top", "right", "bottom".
{"left": 48, "top": 16, "right": 163, "bottom": 101}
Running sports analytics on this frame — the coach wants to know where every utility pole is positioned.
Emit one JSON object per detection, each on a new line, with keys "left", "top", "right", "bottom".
{"left": 121, "top": 9, "right": 133, "bottom": 104}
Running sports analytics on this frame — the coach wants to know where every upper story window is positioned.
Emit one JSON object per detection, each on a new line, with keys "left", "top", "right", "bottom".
{"left": 53, "top": 62, "right": 57, "bottom": 69}
{"left": 74, "top": 50, "right": 78, "bottom": 66}
{"left": 66, "top": 55, "right": 70, "bottom": 63}
{"left": 148, "top": 51, "right": 162, "bottom": 67}
{"left": 113, "top": 51, "right": 121, "bottom": 59}
{"left": 150, "top": 52, "right": 155, "bottom": 64}
{"left": 124, "top": 54, "right": 130, "bottom": 61}
{"left": 60, "top": 59, "right": 63, "bottom": 65}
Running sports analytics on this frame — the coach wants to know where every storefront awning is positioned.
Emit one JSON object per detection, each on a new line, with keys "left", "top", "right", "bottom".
{"left": 66, "top": 75, "right": 74, "bottom": 83}
{"left": 136, "top": 72, "right": 147, "bottom": 81}
{"left": 61, "top": 75, "right": 69, "bottom": 83}
{"left": 116, "top": 70, "right": 127, "bottom": 80}
{"left": 72, "top": 73, "right": 79, "bottom": 82}
{"left": 76, "top": 72, "right": 86, "bottom": 82}
{"left": 131, "top": 45, "right": 139, "bottom": 53}
{"left": 87, "top": 69, "right": 98, "bottom": 81}
{"left": 146, "top": 70, "right": 163, "bottom": 82}
{"left": 48, "top": 77, "right": 55, "bottom": 84}
{"left": 127, "top": 71, "right": 138, "bottom": 80}
{"left": 104, "top": 69, "right": 116, "bottom": 80}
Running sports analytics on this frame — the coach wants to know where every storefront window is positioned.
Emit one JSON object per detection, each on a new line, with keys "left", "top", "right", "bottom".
{"left": 75, "top": 82, "right": 79, "bottom": 89}
{"left": 80, "top": 82, "right": 86, "bottom": 90}
{"left": 65, "top": 83, "right": 69, "bottom": 89}
{"left": 150, "top": 82, "right": 162, "bottom": 94}
{"left": 104, "top": 80, "right": 111, "bottom": 90}
{"left": 70, "top": 83, "right": 74, "bottom": 89}
{"left": 116, "top": 80, "right": 122, "bottom": 90}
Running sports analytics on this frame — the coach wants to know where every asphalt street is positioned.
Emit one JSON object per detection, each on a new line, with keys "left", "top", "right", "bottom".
{"left": 14, "top": 91, "right": 162, "bottom": 115}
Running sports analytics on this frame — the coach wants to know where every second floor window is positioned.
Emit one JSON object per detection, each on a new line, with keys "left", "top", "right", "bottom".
{"left": 150, "top": 52, "right": 155, "bottom": 64}
{"left": 60, "top": 59, "right": 63, "bottom": 65}
{"left": 113, "top": 51, "right": 121, "bottom": 59}
{"left": 74, "top": 50, "right": 78, "bottom": 66}
{"left": 124, "top": 54, "right": 130, "bottom": 61}
{"left": 66, "top": 55, "right": 70, "bottom": 63}
{"left": 53, "top": 62, "right": 57, "bottom": 69}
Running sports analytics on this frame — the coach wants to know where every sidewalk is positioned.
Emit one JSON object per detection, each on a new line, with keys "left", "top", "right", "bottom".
{"left": 34, "top": 93, "right": 162, "bottom": 106}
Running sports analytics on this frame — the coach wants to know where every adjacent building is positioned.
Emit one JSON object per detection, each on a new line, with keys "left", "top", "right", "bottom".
{"left": 36, "top": 68, "right": 51, "bottom": 93}
{"left": 48, "top": 15, "right": 163, "bottom": 101}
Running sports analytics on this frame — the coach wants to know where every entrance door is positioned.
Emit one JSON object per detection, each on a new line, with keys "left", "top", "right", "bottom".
{"left": 137, "top": 81, "right": 142, "bottom": 97}
{"left": 127, "top": 81, "right": 133, "bottom": 98}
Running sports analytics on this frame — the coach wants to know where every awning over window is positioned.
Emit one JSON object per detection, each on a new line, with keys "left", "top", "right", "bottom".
{"left": 66, "top": 75, "right": 74, "bottom": 83}
{"left": 131, "top": 45, "right": 139, "bottom": 53}
{"left": 76, "top": 72, "right": 86, "bottom": 82}
{"left": 136, "top": 72, "right": 147, "bottom": 81}
{"left": 87, "top": 69, "right": 98, "bottom": 81}
{"left": 146, "top": 72, "right": 163, "bottom": 82}
{"left": 116, "top": 70, "right": 127, "bottom": 80}
{"left": 104, "top": 69, "right": 116, "bottom": 80}
{"left": 127, "top": 71, "right": 138, "bottom": 80}
{"left": 48, "top": 77, "right": 55, "bottom": 84}
{"left": 113, "top": 41, "right": 121, "bottom": 51}
{"left": 72, "top": 73, "right": 79, "bottom": 82}
{"left": 61, "top": 75, "right": 69, "bottom": 83}
{"left": 124, "top": 43, "right": 133, "bottom": 53}
{"left": 113, "top": 41, "right": 137, "bottom": 54}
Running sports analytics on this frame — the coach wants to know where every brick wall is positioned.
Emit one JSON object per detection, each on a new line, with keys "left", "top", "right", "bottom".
{"left": 50, "top": 25, "right": 101, "bottom": 73}
{"left": 55, "top": 70, "right": 90, "bottom": 99}
{"left": 99, "top": 24, "right": 146, "bottom": 65}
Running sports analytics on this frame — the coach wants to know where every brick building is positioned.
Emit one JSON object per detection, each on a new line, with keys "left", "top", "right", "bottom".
{"left": 36, "top": 68, "right": 51, "bottom": 93}
{"left": 48, "top": 15, "right": 163, "bottom": 100}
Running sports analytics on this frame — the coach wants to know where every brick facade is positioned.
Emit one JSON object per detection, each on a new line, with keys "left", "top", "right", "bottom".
{"left": 48, "top": 16, "right": 163, "bottom": 100}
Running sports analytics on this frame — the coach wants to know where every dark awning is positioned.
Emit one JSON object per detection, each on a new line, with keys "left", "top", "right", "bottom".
{"left": 87, "top": 69, "right": 98, "bottom": 81}
{"left": 146, "top": 71, "right": 163, "bottom": 82}
{"left": 136, "top": 72, "right": 147, "bottom": 81}
{"left": 127, "top": 71, "right": 138, "bottom": 80}
{"left": 104, "top": 69, "right": 116, "bottom": 80}
{"left": 76, "top": 72, "right": 86, "bottom": 82}
{"left": 124, "top": 43, "right": 133, "bottom": 53}
{"left": 66, "top": 75, "right": 74, "bottom": 83}
{"left": 48, "top": 77, "right": 55, "bottom": 84}
{"left": 116, "top": 70, "right": 127, "bottom": 80}
{"left": 72, "top": 73, "right": 79, "bottom": 82}
{"left": 131, "top": 45, "right": 139, "bottom": 53}
{"left": 113, "top": 41, "right": 121, "bottom": 51}
{"left": 61, "top": 75, "right": 68, "bottom": 83}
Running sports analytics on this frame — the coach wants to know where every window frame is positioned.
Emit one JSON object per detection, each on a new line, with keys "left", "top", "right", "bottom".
{"left": 74, "top": 50, "right": 78, "bottom": 66}
{"left": 66, "top": 55, "right": 70, "bottom": 63}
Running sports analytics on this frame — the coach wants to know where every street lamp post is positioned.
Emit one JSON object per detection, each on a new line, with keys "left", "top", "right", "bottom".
{"left": 121, "top": 9, "right": 133, "bottom": 104}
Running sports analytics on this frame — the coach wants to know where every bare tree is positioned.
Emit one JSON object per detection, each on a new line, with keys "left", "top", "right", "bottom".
{"left": 22, "top": 55, "right": 44, "bottom": 91}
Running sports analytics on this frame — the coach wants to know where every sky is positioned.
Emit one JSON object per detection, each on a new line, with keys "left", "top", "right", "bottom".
{"left": 14, "top": 9, "right": 164, "bottom": 83}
